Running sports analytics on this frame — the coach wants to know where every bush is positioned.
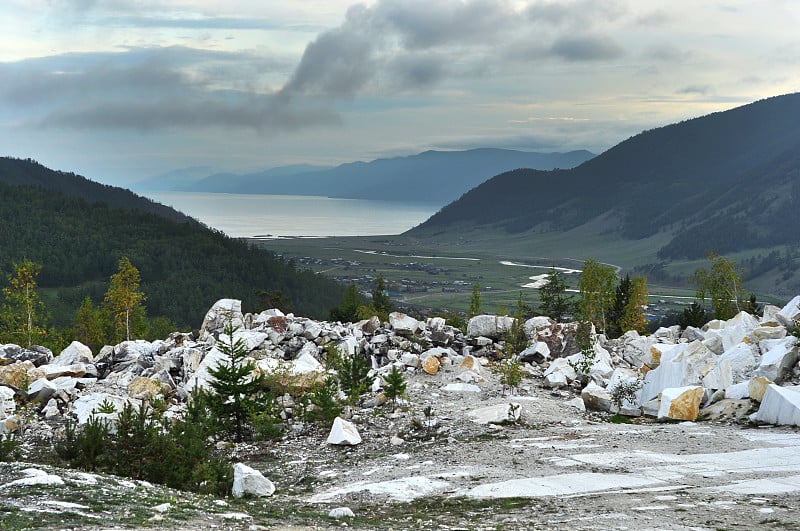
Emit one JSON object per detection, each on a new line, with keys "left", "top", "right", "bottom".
{"left": 492, "top": 359, "right": 524, "bottom": 396}
{"left": 0, "top": 433, "right": 19, "bottom": 461}
{"left": 308, "top": 376, "right": 343, "bottom": 422}
{"left": 54, "top": 394, "right": 232, "bottom": 496}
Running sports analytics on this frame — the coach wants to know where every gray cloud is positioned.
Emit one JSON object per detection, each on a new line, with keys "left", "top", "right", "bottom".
{"left": 37, "top": 99, "right": 340, "bottom": 132}
{"left": 551, "top": 35, "right": 625, "bottom": 61}
{"left": 282, "top": 27, "right": 376, "bottom": 98}
{"left": 643, "top": 43, "right": 691, "bottom": 62}
{"left": 677, "top": 85, "right": 712, "bottom": 95}
{"left": 0, "top": 46, "right": 332, "bottom": 132}
{"left": 526, "top": 0, "right": 627, "bottom": 27}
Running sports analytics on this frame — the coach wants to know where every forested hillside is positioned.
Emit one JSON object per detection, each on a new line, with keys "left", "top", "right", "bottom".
{"left": 0, "top": 157, "right": 195, "bottom": 224}
{"left": 0, "top": 162, "right": 344, "bottom": 328}
{"left": 411, "top": 93, "right": 800, "bottom": 260}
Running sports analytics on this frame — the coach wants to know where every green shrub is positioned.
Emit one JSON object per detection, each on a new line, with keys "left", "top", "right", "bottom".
{"left": 491, "top": 359, "right": 524, "bottom": 396}
{"left": 0, "top": 433, "right": 19, "bottom": 461}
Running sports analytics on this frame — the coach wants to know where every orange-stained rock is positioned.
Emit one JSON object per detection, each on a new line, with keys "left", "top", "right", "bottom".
{"left": 658, "top": 385, "right": 703, "bottom": 421}
{"left": 128, "top": 376, "right": 170, "bottom": 399}
{"left": 459, "top": 355, "right": 480, "bottom": 371}
{"left": 423, "top": 355, "right": 441, "bottom": 375}
{"left": 0, "top": 361, "right": 44, "bottom": 388}
{"left": 748, "top": 376, "right": 773, "bottom": 402}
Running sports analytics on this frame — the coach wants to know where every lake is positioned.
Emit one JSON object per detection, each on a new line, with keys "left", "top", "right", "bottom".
{"left": 147, "top": 192, "right": 441, "bottom": 238}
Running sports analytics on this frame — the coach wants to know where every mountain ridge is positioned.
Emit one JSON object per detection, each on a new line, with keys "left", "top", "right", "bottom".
{"left": 410, "top": 93, "right": 800, "bottom": 262}
{"left": 138, "top": 148, "right": 595, "bottom": 204}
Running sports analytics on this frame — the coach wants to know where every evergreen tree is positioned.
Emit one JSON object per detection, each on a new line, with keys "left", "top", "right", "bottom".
{"left": 207, "top": 322, "right": 266, "bottom": 442}
{"left": 1, "top": 259, "right": 48, "bottom": 347}
{"left": 371, "top": 275, "right": 392, "bottom": 315}
{"left": 330, "top": 283, "right": 362, "bottom": 323}
{"left": 678, "top": 302, "right": 710, "bottom": 329}
{"left": 619, "top": 276, "right": 649, "bottom": 335}
{"left": 606, "top": 274, "right": 632, "bottom": 338}
{"left": 577, "top": 259, "right": 617, "bottom": 333}
{"left": 468, "top": 282, "right": 481, "bottom": 318}
{"left": 502, "top": 292, "right": 529, "bottom": 357}
{"left": 103, "top": 256, "right": 147, "bottom": 342}
{"left": 538, "top": 267, "right": 571, "bottom": 322}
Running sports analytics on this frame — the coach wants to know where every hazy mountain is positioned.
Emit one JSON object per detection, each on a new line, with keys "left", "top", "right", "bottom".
{"left": 0, "top": 157, "right": 344, "bottom": 326}
{"left": 159, "top": 149, "right": 595, "bottom": 204}
{"left": 410, "top": 93, "right": 800, "bottom": 261}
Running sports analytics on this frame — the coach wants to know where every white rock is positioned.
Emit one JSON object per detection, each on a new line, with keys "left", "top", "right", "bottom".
{"left": 200, "top": 299, "right": 244, "bottom": 338}
{"left": 293, "top": 352, "right": 324, "bottom": 375}
{"left": 1, "top": 468, "right": 64, "bottom": 488}
{"left": 26, "top": 377, "right": 57, "bottom": 402}
{"left": 327, "top": 416, "right": 362, "bottom": 445}
{"left": 183, "top": 346, "right": 229, "bottom": 392}
{"left": 231, "top": 463, "right": 275, "bottom": 498}
{"left": 543, "top": 358, "right": 577, "bottom": 389}
{"left": 776, "top": 295, "right": 800, "bottom": 327}
{"left": 400, "top": 352, "right": 420, "bottom": 368}
{"left": 641, "top": 341, "right": 716, "bottom": 401}
{"left": 467, "top": 403, "right": 522, "bottom": 424}
{"left": 52, "top": 341, "right": 93, "bottom": 366}
{"left": 751, "top": 384, "right": 800, "bottom": 427}
{"left": 518, "top": 342, "right": 550, "bottom": 363}
{"left": 724, "top": 380, "right": 751, "bottom": 400}
{"left": 389, "top": 312, "right": 421, "bottom": 335}
{"left": 566, "top": 397, "right": 586, "bottom": 412}
{"left": 581, "top": 381, "right": 614, "bottom": 413}
{"left": 467, "top": 315, "right": 515, "bottom": 339}
{"left": 753, "top": 326, "right": 787, "bottom": 341}
{"left": 329, "top": 507, "right": 355, "bottom": 519}
{"left": 442, "top": 382, "right": 481, "bottom": 393}
{"left": 0, "top": 386, "right": 15, "bottom": 415}
{"left": 72, "top": 393, "right": 130, "bottom": 424}
{"left": 720, "top": 342, "right": 759, "bottom": 381}
{"left": 755, "top": 336, "right": 798, "bottom": 383}
{"left": 219, "top": 329, "right": 267, "bottom": 352}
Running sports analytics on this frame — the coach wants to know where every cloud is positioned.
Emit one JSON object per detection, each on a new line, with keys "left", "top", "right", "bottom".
{"left": 551, "top": 35, "right": 624, "bottom": 61}
{"left": 677, "top": 85, "right": 712, "bottom": 95}
{"left": 0, "top": 46, "right": 332, "bottom": 132}
{"left": 526, "top": 0, "right": 627, "bottom": 27}
{"left": 37, "top": 98, "right": 340, "bottom": 132}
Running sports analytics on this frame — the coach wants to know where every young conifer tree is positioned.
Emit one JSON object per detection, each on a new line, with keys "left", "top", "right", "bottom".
{"left": 208, "top": 322, "right": 267, "bottom": 442}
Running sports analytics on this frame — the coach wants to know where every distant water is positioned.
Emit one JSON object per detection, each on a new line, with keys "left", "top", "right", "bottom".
{"left": 147, "top": 192, "right": 441, "bottom": 238}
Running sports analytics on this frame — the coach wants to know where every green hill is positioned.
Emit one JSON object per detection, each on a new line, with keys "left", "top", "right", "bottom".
{"left": 408, "top": 93, "right": 800, "bottom": 297}
{"left": 0, "top": 158, "right": 344, "bottom": 328}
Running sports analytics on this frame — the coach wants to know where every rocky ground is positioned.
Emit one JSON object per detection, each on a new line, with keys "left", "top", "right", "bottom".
{"left": 4, "top": 366, "right": 800, "bottom": 530}
{"left": 3, "top": 299, "right": 800, "bottom": 530}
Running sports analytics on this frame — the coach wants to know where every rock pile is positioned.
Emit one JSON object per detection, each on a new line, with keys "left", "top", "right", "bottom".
{"left": 1, "top": 295, "right": 800, "bottom": 439}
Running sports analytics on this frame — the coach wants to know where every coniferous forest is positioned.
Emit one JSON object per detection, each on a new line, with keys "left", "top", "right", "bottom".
{"left": 0, "top": 159, "right": 344, "bottom": 333}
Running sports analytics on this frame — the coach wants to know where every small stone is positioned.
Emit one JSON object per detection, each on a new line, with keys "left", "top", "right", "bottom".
{"left": 422, "top": 355, "right": 440, "bottom": 375}
{"left": 231, "top": 463, "right": 275, "bottom": 498}
{"left": 329, "top": 507, "right": 355, "bottom": 519}
{"left": 390, "top": 435, "right": 404, "bottom": 446}
{"left": 327, "top": 416, "right": 362, "bottom": 445}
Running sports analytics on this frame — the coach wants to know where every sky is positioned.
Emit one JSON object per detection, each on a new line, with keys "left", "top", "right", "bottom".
{"left": 1, "top": 0, "right": 799, "bottom": 186}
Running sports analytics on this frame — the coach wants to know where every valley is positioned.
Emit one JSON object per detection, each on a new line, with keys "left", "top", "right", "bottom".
{"left": 258, "top": 231, "right": 776, "bottom": 323}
